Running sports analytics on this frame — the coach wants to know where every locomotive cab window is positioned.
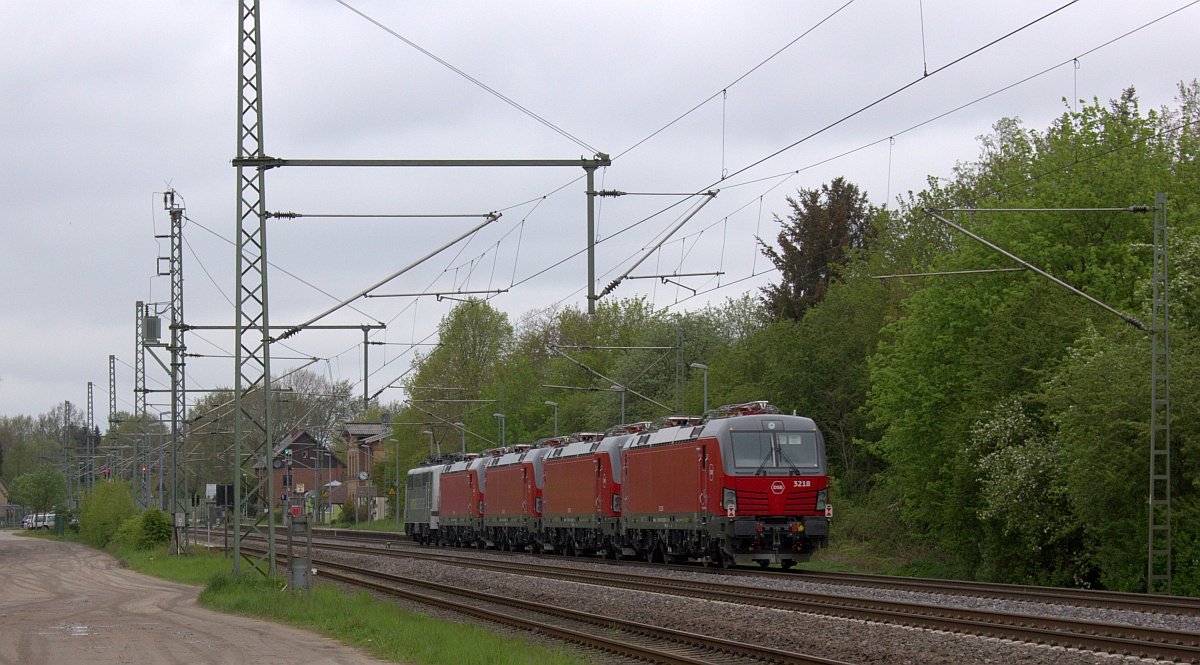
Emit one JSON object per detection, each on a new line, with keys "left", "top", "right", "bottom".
{"left": 776, "top": 432, "right": 819, "bottom": 469}
{"left": 730, "top": 430, "right": 819, "bottom": 472}
{"left": 731, "top": 432, "right": 772, "bottom": 468}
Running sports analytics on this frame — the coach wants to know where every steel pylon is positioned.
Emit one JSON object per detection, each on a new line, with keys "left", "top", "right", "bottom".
{"left": 1148, "top": 192, "right": 1171, "bottom": 594}
{"left": 233, "top": 0, "right": 277, "bottom": 576}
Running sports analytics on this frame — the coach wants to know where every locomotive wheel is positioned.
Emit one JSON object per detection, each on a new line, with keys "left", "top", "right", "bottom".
{"left": 653, "top": 544, "right": 668, "bottom": 564}
{"left": 781, "top": 560, "right": 796, "bottom": 570}
{"left": 757, "top": 560, "right": 771, "bottom": 569}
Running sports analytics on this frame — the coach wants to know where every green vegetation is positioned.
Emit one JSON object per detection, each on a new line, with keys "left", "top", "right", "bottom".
{"left": 78, "top": 480, "right": 136, "bottom": 548}
{"left": 33, "top": 529, "right": 590, "bottom": 665}
{"left": 109, "top": 508, "right": 174, "bottom": 551}
{"left": 5, "top": 82, "right": 1199, "bottom": 595}
{"left": 200, "top": 576, "right": 590, "bottom": 665}
{"left": 7, "top": 465, "right": 67, "bottom": 512}
{"left": 378, "top": 83, "right": 1200, "bottom": 594}
{"left": 65, "top": 497, "right": 588, "bottom": 664}
{"left": 330, "top": 518, "right": 403, "bottom": 533}
{"left": 121, "top": 543, "right": 235, "bottom": 585}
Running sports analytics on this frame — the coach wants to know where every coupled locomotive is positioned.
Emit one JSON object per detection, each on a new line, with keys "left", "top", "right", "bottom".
{"left": 404, "top": 401, "right": 830, "bottom": 568}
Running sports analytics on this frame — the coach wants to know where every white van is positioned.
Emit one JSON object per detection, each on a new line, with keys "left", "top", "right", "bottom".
{"left": 25, "top": 513, "right": 55, "bottom": 530}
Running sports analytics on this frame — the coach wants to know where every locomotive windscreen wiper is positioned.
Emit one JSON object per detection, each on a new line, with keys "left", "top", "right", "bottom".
{"left": 753, "top": 448, "right": 774, "bottom": 476}
{"left": 776, "top": 445, "right": 803, "bottom": 476}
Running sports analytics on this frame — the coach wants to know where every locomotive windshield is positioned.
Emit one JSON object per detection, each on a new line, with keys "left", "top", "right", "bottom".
{"left": 730, "top": 431, "right": 820, "bottom": 472}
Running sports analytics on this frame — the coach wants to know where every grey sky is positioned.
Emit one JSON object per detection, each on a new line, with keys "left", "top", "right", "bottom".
{"left": 1, "top": 1, "right": 1197, "bottom": 421}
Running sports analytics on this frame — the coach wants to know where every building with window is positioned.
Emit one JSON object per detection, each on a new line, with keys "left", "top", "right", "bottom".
{"left": 338, "top": 422, "right": 391, "bottom": 518}
{"left": 253, "top": 428, "right": 346, "bottom": 510}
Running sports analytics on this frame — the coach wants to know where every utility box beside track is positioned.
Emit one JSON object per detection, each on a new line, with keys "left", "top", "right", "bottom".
{"left": 286, "top": 514, "right": 312, "bottom": 594}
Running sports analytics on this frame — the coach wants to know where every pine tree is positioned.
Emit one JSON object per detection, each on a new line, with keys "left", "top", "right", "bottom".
{"left": 759, "top": 177, "right": 875, "bottom": 320}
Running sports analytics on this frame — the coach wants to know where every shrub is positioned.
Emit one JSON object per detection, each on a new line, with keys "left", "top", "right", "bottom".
{"left": 110, "top": 516, "right": 142, "bottom": 552}
{"left": 141, "top": 508, "right": 173, "bottom": 546}
{"left": 335, "top": 503, "right": 367, "bottom": 524}
{"left": 79, "top": 481, "right": 136, "bottom": 548}
{"left": 109, "top": 508, "right": 175, "bottom": 551}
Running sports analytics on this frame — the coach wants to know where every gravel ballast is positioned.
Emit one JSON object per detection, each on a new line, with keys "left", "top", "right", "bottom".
{"left": 321, "top": 546, "right": 1183, "bottom": 665}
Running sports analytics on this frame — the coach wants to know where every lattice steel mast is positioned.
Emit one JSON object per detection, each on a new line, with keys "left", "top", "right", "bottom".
{"left": 86, "top": 382, "right": 94, "bottom": 494}
{"left": 234, "top": 0, "right": 277, "bottom": 575}
{"left": 135, "top": 301, "right": 149, "bottom": 508}
{"left": 165, "top": 190, "right": 187, "bottom": 518}
{"left": 1149, "top": 192, "right": 1171, "bottom": 594}
{"left": 108, "top": 354, "right": 118, "bottom": 476}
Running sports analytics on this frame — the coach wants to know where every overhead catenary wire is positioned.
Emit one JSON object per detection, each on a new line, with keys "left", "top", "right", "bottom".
{"left": 332, "top": 0, "right": 597, "bottom": 154}
{"left": 270, "top": 213, "right": 493, "bottom": 219}
{"left": 258, "top": 1, "right": 1193, "bottom": 395}
{"left": 707, "top": 1, "right": 1084, "bottom": 188}
{"left": 276, "top": 213, "right": 500, "bottom": 341}
{"left": 95, "top": 5, "right": 1200, "bottom": 432}
{"left": 599, "top": 192, "right": 719, "bottom": 299}
{"left": 669, "top": 105, "right": 1196, "bottom": 313}
{"left": 614, "top": 0, "right": 857, "bottom": 161}
{"left": 568, "top": 1, "right": 1082, "bottom": 273}
{"left": 576, "top": 0, "right": 1193, "bottom": 310}
{"left": 184, "top": 216, "right": 379, "bottom": 323}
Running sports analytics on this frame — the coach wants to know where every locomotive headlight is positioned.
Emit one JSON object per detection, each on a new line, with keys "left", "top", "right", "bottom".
{"left": 815, "top": 489, "right": 828, "bottom": 511}
{"left": 722, "top": 488, "right": 737, "bottom": 511}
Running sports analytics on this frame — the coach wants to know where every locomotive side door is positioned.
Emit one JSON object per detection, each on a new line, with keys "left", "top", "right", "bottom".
{"left": 467, "top": 473, "right": 475, "bottom": 515}
{"left": 522, "top": 467, "right": 530, "bottom": 513}
{"left": 595, "top": 456, "right": 604, "bottom": 516}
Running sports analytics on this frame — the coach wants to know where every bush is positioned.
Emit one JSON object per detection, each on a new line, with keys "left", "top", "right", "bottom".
{"left": 109, "top": 508, "right": 175, "bottom": 551}
{"left": 79, "top": 481, "right": 136, "bottom": 548}
{"left": 141, "top": 508, "right": 173, "bottom": 546}
{"left": 110, "top": 516, "right": 142, "bottom": 551}
{"left": 335, "top": 503, "right": 367, "bottom": 524}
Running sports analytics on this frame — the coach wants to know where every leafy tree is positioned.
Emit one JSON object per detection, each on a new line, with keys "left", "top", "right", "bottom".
{"left": 111, "top": 508, "right": 174, "bottom": 551}
{"left": 865, "top": 86, "right": 1200, "bottom": 583}
{"left": 79, "top": 481, "right": 136, "bottom": 548}
{"left": 406, "top": 299, "right": 514, "bottom": 428}
{"left": 759, "top": 177, "right": 877, "bottom": 320}
{"left": 9, "top": 465, "right": 67, "bottom": 512}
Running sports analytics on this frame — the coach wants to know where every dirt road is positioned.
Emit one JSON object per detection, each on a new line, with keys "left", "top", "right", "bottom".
{"left": 0, "top": 530, "right": 393, "bottom": 665}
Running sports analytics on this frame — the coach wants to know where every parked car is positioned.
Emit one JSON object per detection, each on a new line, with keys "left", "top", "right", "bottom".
{"left": 24, "top": 513, "right": 55, "bottom": 530}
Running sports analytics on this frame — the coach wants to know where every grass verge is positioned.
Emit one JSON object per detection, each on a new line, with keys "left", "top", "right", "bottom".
{"left": 35, "top": 532, "right": 590, "bottom": 665}
{"left": 325, "top": 520, "right": 405, "bottom": 533}
{"left": 200, "top": 575, "right": 591, "bottom": 665}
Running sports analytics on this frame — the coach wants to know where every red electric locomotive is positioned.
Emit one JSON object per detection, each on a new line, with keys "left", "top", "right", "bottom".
{"left": 539, "top": 431, "right": 624, "bottom": 556}
{"left": 436, "top": 453, "right": 486, "bottom": 547}
{"left": 620, "top": 401, "right": 829, "bottom": 568}
{"left": 481, "top": 445, "right": 548, "bottom": 551}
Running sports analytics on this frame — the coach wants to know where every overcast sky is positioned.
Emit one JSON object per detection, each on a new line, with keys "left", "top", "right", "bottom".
{"left": 1, "top": 1, "right": 1197, "bottom": 422}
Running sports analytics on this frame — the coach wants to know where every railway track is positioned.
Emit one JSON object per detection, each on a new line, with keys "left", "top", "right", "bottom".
{"left": 310, "top": 526, "right": 1200, "bottom": 617}
{"left": 240, "top": 544, "right": 851, "bottom": 665}
{"left": 230, "top": 531, "right": 1200, "bottom": 663}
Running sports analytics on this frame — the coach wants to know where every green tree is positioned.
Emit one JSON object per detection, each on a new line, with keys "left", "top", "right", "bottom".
{"left": 9, "top": 465, "right": 68, "bottom": 512}
{"left": 759, "top": 177, "right": 877, "bottom": 320}
{"left": 79, "top": 481, "right": 136, "bottom": 548}
{"left": 865, "top": 87, "right": 1200, "bottom": 582}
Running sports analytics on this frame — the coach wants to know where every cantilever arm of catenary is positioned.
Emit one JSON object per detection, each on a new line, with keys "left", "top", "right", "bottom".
{"left": 275, "top": 213, "right": 501, "bottom": 341}
{"left": 599, "top": 191, "right": 718, "bottom": 300}
{"left": 923, "top": 209, "right": 1147, "bottom": 331}
{"left": 550, "top": 346, "right": 672, "bottom": 412}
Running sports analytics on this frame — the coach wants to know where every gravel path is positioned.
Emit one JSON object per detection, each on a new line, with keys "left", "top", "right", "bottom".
{"left": 0, "top": 531, "right": 391, "bottom": 665}
{"left": 325, "top": 546, "right": 1181, "bottom": 665}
